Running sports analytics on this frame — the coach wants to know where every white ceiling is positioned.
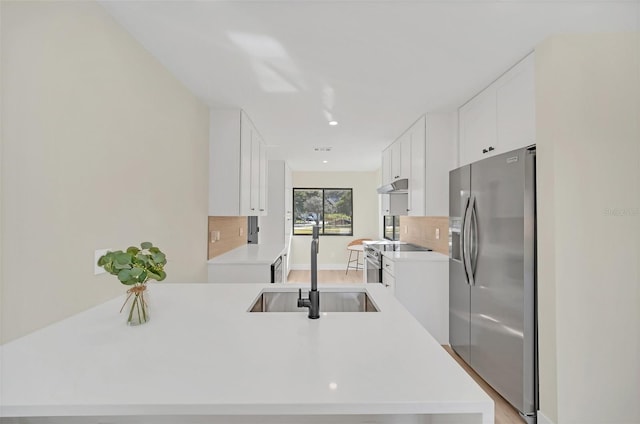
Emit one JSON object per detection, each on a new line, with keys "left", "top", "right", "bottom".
{"left": 99, "top": 1, "right": 639, "bottom": 171}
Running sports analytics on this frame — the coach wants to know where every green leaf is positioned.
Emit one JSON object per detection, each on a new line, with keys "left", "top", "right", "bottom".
{"left": 115, "top": 252, "right": 131, "bottom": 265}
{"left": 130, "top": 267, "right": 144, "bottom": 277}
{"left": 149, "top": 247, "right": 160, "bottom": 253}
{"left": 141, "top": 242, "right": 152, "bottom": 250}
{"left": 156, "top": 270, "right": 167, "bottom": 281}
{"left": 126, "top": 246, "right": 140, "bottom": 255}
{"left": 152, "top": 252, "right": 166, "bottom": 264}
{"left": 146, "top": 271, "right": 161, "bottom": 281}
{"left": 137, "top": 270, "right": 147, "bottom": 283}
{"left": 117, "top": 269, "right": 132, "bottom": 283}
{"left": 135, "top": 253, "right": 149, "bottom": 264}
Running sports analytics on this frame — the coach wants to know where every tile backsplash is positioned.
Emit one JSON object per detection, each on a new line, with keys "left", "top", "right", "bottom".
{"left": 208, "top": 216, "right": 248, "bottom": 259}
{"left": 399, "top": 216, "right": 449, "bottom": 255}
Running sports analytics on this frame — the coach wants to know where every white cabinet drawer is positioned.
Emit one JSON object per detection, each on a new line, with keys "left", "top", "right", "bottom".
{"left": 382, "top": 257, "right": 395, "bottom": 276}
{"left": 382, "top": 270, "right": 395, "bottom": 294}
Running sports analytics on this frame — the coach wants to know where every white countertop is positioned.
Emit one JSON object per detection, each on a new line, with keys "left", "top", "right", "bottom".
{"left": 0, "top": 283, "right": 492, "bottom": 423}
{"left": 207, "top": 243, "right": 285, "bottom": 265}
{"left": 382, "top": 251, "right": 449, "bottom": 262}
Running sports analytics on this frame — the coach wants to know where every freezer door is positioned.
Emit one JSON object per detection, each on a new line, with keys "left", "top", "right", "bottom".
{"left": 469, "top": 147, "right": 536, "bottom": 416}
{"left": 449, "top": 165, "right": 471, "bottom": 363}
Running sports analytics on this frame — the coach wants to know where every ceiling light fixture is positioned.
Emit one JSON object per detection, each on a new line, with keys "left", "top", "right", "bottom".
{"left": 329, "top": 120, "right": 338, "bottom": 126}
{"left": 323, "top": 160, "right": 328, "bottom": 164}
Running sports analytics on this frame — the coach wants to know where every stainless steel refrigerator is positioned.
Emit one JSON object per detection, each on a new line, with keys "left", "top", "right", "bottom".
{"left": 449, "top": 145, "right": 537, "bottom": 424}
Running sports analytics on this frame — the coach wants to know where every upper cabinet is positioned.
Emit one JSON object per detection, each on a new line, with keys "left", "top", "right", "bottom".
{"left": 459, "top": 52, "right": 535, "bottom": 166}
{"left": 380, "top": 114, "right": 454, "bottom": 217}
{"left": 210, "top": 109, "right": 268, "bottom": 216}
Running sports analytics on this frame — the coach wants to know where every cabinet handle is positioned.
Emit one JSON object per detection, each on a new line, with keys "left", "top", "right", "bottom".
{"left": 385, "top": 264, "right": 390, "bottom": 267}
{"left": 406, "top": 209, "right": 410, "bottom": 212}
{"left": 482, "top": 146, "right": 496, "bottom": 154}
{"left": 260, "top": 209, "right": 265, "bottom": 211}
{"left": 394, "top": 175, "right": 400, "bottom": 179}
{"left": 251, "top": 208, "right": 256, "bottom": 211}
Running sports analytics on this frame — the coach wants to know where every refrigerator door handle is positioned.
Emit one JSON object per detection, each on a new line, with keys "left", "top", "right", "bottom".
{"left": 470, "top": 196, "right": 479, "bottom": 280}
{"left": 462, "top": 196, "right": 474, "bottom": 286}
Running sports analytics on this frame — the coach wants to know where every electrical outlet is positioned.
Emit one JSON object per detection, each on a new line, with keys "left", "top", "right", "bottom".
{"left": 435, "top": 228, "right": 440, "bottom": 240}
{"left": 239, "top": 227, "right": 244, "bottom": 236}
{"left": 210, "top": 231, "right": 221, "bottom": 243}
{"left": 404, "top": 225, "right": 408, "bottom": 234}
{"left": 94, "top": 248, "right": 111, "bottom": 275}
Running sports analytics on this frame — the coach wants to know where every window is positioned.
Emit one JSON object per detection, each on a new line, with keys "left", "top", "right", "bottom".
{"left": 293, "top": 188, "right": 353, "bottom": 236}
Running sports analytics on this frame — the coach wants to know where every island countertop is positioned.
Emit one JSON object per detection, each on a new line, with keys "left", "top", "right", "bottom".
{"left": 0, "top": 283, "right": 493, "bottom": 423}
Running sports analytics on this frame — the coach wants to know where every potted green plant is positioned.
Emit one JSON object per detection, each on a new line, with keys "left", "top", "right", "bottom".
{"left": 97, "top": 242, "right": 167, "bottom": 326}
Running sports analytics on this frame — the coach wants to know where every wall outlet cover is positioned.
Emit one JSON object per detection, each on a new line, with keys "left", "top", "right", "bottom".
{"left": 436, "top": 228, "right": 440, "bottom": 239}
{"left": 94, "top": 248, "right": 111, "bottom": 276}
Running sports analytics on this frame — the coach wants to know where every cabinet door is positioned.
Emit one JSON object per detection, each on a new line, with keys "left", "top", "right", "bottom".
{"left": 382, "top": 270, "right": 395, "bottom": 294}
{"left": 381, "top": 148, "right": 392, "bottom": 185}
{"left": 400, "top": 135, "right": 411, "bottom": 180}
{"left": 459, "top": 87, "right": 497, "bottom": 166}
{"left": 390, "top": 141, "right": 402, "bottom": 180}
{"left": 239, "top": 114, "right": 253, "bottom": 215}
{"left": 258, "top": 136, "right": 268, "bottom": 215}
{"left": 408, "top": 117, "right": 426, "bottom": 216}
{"left": 249, "top": 127, "right": 260, "bottom": 215}
{"left": 496, "top": 53, "right": 535, "bottom": 153}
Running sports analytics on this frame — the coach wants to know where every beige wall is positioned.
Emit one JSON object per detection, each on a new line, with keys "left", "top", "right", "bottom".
{"left": 1, "top": 1, "right": 209, "bottom": 343}
{"left": 536, "top": 33, "right": 640, "bottom": 424}
{"left": 291, "top": 171, "right": 379, "bottom": 268}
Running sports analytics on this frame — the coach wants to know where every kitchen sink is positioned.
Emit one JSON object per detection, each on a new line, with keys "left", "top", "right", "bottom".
{"left": 248, "top": 289, "right": 379, "bottom": 313}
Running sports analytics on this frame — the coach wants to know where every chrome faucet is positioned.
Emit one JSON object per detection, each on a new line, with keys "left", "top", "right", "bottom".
{"left": 298, "top": 225, "right": 320, "bottom": 319}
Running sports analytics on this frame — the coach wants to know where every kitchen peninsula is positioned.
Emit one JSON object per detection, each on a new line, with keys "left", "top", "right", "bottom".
{"left": 0, "top": 283, "right": 493, "bottom": 424}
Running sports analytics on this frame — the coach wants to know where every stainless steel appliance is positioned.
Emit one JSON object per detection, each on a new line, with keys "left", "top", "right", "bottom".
{"left": 270, "top": 256, "right": 283, "bottom": 284}
{"left": 383, "top": 216, "right": 400, "bottom": 241}
{"left": 247, "top": 216, "right": 259, "bottom": 244}
{"left": 449, "top": 145, "right": 537, "bottom": 424}
{"left": 365, "top": 241, "right": 431, "bottom": 284}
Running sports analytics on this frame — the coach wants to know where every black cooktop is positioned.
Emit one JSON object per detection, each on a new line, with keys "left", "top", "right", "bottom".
{"left": 367, "top": 242, "right": 432, "bottom": 252}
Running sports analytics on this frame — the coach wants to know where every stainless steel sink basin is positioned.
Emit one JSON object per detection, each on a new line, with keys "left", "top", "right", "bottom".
{"left": 249, "top": 290, "right": 379, "bottom": 313}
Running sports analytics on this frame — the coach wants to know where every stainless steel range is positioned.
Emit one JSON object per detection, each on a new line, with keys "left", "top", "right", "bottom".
{"left": 364, "top": 241, "right": 431, "bottom": 284}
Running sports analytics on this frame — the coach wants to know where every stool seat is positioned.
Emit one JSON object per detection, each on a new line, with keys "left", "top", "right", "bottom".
{"left": 345, "top": 239, "right": 370, "bottom": 274}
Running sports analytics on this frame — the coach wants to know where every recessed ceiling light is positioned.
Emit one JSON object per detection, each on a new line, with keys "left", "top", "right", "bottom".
{"left": 329, "top": 120, "right": 338, "bottom": 126}
{"left": 323, "top": 160, "right": 328, "bottom": 164}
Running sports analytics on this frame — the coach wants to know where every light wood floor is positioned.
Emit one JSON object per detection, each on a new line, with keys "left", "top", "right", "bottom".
{"left": 443, "top": 345, "right": 525, "bottom": 424}
{"left": 286, "top": 270, "right": 364, "bottom": 284}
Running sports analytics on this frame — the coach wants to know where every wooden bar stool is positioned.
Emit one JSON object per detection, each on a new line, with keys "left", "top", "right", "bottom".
{"left": 345, "top": 238, "right": 371, "bottom": 274}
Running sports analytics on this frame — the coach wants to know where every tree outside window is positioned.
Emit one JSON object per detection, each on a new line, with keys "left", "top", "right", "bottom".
{"left": 293, "top": 188, "right": 353, "bottom": 235}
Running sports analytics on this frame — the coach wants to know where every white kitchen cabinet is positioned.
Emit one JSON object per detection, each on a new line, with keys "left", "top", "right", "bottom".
{"left": 259, "top": 160, "right": 292, "bottom": 281}
{"left": 381, "top": 148, "right": 392, "bottom": 215}
{"left": 407, "top": 117, "right": 425, "bottom": 216}
{"left": 381, "top": 254, "right": 449, "bottom": 344}
{"left": 389, "top": 135, "right": 410, "bottom": 181}
{"left": 381, "top": 114, "right": 454, "bottom": 217}
{"left": 459, "top": 52, "right": 535, "bottom": 166}
{"left": 382, "top": 269, "right": 396, "bottom": 294}
{"left": 459, "top": 87, "right": 497, "bottom": 166}
{"left": 210, "top": 109, "right": 268, "bottom": 216}
{"left": 496, "top": 53, "right": 536, "bottom": 153}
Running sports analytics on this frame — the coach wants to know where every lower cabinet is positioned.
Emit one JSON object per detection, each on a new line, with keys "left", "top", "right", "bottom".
{"left": 382, "top": 255, "right": 449, "bottom": 344}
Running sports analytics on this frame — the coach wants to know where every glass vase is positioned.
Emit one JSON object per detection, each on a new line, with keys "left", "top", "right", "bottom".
{"left": 121, "top": 283, "right": 149, "bottom": 326}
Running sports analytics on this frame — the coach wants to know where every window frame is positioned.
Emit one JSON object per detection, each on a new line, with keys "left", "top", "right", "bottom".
{"left": 292, "top": 187, "right": 353, "bottom": 236}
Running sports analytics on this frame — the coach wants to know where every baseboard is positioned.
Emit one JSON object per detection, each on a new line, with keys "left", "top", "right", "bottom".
{"left": 537, "top": 411, "right": 555, "bottom": 424}
{"left": 290, "top": 264, "right": 355, "bottom": 271}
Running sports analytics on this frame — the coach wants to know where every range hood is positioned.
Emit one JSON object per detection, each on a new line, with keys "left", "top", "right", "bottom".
{"left": 376, "top": 178, "right": 408, "bottom": 194}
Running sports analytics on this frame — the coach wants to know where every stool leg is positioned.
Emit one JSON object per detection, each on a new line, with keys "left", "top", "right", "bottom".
{"left": 346, "top": 250, "right": 353, "bottom": 274}
{"left": 355, "top": 251, "right": 360, "bottom": 271}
